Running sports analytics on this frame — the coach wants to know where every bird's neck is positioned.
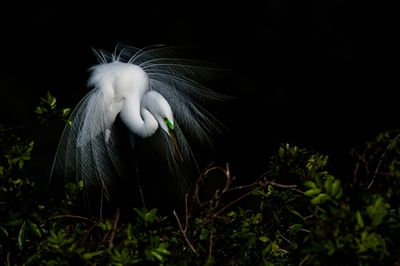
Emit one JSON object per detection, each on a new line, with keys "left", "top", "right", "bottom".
{"left": 120, "top": 93, "right": 158, "bottom": 138}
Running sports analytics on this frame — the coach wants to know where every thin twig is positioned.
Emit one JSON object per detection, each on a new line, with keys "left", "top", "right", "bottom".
{"left": 108, "top": 208, "right": 120, "bottom": 250}
{"left": 353, "top": 162, "right": 360, "bottom": 183}
{"left": 81, "top": 222, "right": 99, "bottom": 246}
{"left": 269, "top": 181, "right": 298, "bottom": 189}
{"left": 277, "top": 230, "right": 292, "bottom": 246}
{"left": 226, "top": 182, "right": 260, "bottom": 192}
{"left": 368, "top": 132, "right": 400, "bottom": 189}
{"left": 351, "top": 149, "right": 370, "bottom": 182}
{"left": 173, "top": 210, "right": 198, "bottom": 255}
{"left": 299, "top": 254, "right": 310, "bottom": 266}
{"left": 6, "top": 252, "right": 11, "bottom": 266}
{"left": 211, "top": 189, "right": 255, "bottom": 221}
{"left": 200, "top": 167, "right": 300, "bottom": 224}
{"left": 184, "top": 194, "right": 189, "bottom": 232}
{"left": 49, "top": 215, "right": 93, "bottom": 223}
{"left": 303, "top": 214, "right": 314, "bottom": 221}
{"left": 208, "top": 219, "right": 214, "bottom": 260}
{"left": 0, "top": 125, "right": 29, "bottom": 132}
{"left": 102, "top": 231, "right": 111, "bottom": 243}
{"left": 279, "top": 248, "right": 289, "bottom": 255}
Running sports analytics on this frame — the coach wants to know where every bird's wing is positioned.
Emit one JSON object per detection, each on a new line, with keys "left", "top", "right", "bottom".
{"left": 50, "top": 87, "right": 124, "bottom": 198}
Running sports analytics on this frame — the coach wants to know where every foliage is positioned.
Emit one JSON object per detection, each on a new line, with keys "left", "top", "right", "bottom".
{"left": 1, "top": 93, "right": 400, "bottom": 265}
{"left": 34, "top": 91, "right": 71, "bottom": 126}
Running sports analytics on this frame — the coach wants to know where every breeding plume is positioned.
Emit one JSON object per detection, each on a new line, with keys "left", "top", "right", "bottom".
{"left": 51, "top": 45, "right": 225, "bottom": 208}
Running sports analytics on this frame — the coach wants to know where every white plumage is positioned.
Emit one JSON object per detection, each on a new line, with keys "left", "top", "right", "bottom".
{"left": 51, "top": 44, "right": 225, "bottom": 207}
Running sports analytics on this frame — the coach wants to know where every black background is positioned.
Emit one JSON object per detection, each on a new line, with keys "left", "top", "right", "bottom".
{"left": 1, "top": 1, "right": 399, "bottom": 181}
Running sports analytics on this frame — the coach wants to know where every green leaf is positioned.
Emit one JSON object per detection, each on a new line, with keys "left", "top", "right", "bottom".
{"left": 271, "top": 240, "right": 280, "bottom": 256}
{"left": 289, "top": 209, "right": 305, "bottom": 220}
{"left": 200, "top": 228, "right": 209, "bottom": 240}
{"left": 98, "top": 220, "right": 112, "bottom": 231}
{"left": 78, "top": 180, "right": 84, "bottom": 189}
{"left": 28, "top": 220, "right": 42, "bottom": 238}
{"left": 133, "top": 208, "right": 146, "bottom": 220}
{"left": 18, "top": 221, "right": 26, "bottom": 250}
{"left": 28, "top": 141, "right": 34, "bottom": 151}
{"left": 0, "top": 226, "right": 8, "bottom": 237}
{"left": 61, "top": 108, "right": 71, "bottom": 117}
{"left": 335, "top": 187, "right": 343, "bottom": 199}
{"left": 46, "top": 91, "right": 57, "bottom": 108}
{"left": 6, "top": 218, "right": 24, "bottom": 227}
{"left": 258, "top": 236, "right": 269, "bottom": 243}
{"left": 144, "top": 208, "right": 157, "bottom": 222}
{"left": 227, "top": 211, "right": 236, "bottom": 217}
{"left": 304, "top": 188, "right": 321, "bottom": 196}
{"left": 289, "top": 223, "right": 303, "bottom": 234}
{"left": 311, "top": 193, "right": 331, "bottom": 204}
{"left": 34, "top": 106, "right": 43, "bottom": 114}
{"left": 150, "top": 250, "right": 164, "bottom": 262}
{"left": 18, "top": 159, "right": 24, "bottom": 169}
{"left": 356, "top": 211, "right": 364, "bottom": 229}
{"left": 82, "top": 251, "right": 103, "bottom": 260}
{"left": 304, "top": 181, "right": 317, "bottom": 189}
{"left": 156, "top": 242, "right": 170, "bottom": 255}
{"left": 21, "top": 155, "right": 31, "bottom": 160}
{"left": 366, "top": 197, "right": 389, "bottom": 227}
{"left": 331, "top": 180, "right": 341, "bottom": 196}
{"left": 324, "top": 175, "right": 334, "bottom": 194}
{"left": 278, "top": 146, "right": 285, "bottom": 157}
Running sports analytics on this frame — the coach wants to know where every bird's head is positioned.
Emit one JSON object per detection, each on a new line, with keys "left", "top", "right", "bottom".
{"left": 141, "top": 90, "right": 175, "bottom": 136}
{"left": 141, "top": 91, "right": 183, "bottom": 160}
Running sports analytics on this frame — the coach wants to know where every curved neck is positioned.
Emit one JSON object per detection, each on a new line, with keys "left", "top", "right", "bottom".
{"left": 119, "top": 93, "right": 158, "bottom": 138}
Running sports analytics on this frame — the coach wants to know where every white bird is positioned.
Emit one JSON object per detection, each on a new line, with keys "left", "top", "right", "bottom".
{"left": 51, "top": 44, "right": 226, "bottom": 211}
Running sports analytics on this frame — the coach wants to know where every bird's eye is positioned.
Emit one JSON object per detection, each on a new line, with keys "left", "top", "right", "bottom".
{"left": 163, "top": 116, "right": 174, "bottom": 131}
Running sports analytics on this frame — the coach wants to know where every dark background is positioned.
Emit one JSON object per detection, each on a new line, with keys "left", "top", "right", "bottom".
{"left": 1, "top": 1, "right": 399, "bottom": 181}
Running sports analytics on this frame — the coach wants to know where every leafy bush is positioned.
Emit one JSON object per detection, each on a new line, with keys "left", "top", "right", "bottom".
{"left": 1, "top": 92, "right": 400, "bottom": 265}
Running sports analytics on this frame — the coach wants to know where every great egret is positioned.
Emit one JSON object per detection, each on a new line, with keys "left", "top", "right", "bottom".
{"left": 51, "top": 44, "right": 226, "bottom": 213}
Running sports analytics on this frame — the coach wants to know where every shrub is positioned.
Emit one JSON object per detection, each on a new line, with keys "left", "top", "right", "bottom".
{"left": 1, "top": 92, "right": 400, "bottom": 265}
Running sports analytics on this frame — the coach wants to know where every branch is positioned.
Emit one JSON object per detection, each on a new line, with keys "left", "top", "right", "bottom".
{"left": 0, "top": 125, "right": 29, "bottom": 132}
{"left": 208, "top": 219, "right": 214, "bottom": 260}
{"left": 81, "top": 222, "right": 99, "bottom": 246}
{"left": 211, "top": 189, "right": 255, "bottom": 220}
{"left": 6, "top": 252, "right": 11, "bottom": 266}
{"left": 108, "top": 208, "right": 120, "bottom": 250}
{"left": 49, "top": 214, "right": 93, "bottom": 223}
{"left": 368, "top": 132, "right": 400, "bottom": 189}
{"left": 269, "top": 181, "right": 298, "bottom": 189}
{"left": 173, "top": 210, "right": 198, "bottom": 255}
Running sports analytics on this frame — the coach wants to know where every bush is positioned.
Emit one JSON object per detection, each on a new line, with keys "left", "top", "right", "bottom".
{"left": 1, "top": 93, "right": 400, "bottom": 265}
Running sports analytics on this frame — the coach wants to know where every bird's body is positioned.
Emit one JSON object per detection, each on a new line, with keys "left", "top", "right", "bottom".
{"left": 51, "top": 45, "right": 225, "bottom": 213}
{"left": 89, "top": 62, "right": 174, "bottom": 139}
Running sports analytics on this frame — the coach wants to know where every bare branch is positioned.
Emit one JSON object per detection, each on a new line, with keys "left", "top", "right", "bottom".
{"left": 107, "top": 208, "right": 120, "bottom": 250}
{"left": 0, "top": 125, "right": 29, "bottom": 132}
{"left": 49, "top": 214, "right": 93, "bottom": 223}
{"left": 81, "top": 222, "right": 99, "bottom": 246}
{"left": 208, "top": 219, "right": 214, "bottom": 260}
{"left": 6, "top": 252, "right": 11, "bottom": 266}
{"left": 173, "top": 210, "right": 198, "bottom": 255}
{"left": 368, "top": 132, "right": 400, "bottom": 189}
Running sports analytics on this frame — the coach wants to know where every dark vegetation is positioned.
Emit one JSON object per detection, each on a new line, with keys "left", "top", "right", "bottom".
{"left": 1, "top": 92, "right": 400, "bottom": 265}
